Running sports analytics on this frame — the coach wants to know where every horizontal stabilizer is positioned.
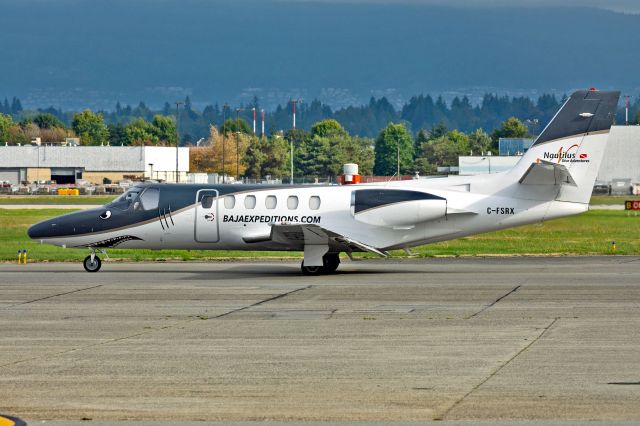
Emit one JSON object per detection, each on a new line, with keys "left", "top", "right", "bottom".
{"left": 519, "top": 160, "right": 577, "bottom": 186}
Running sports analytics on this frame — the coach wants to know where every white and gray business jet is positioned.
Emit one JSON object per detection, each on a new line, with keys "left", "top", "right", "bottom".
{"left": 28, "top": 89, "right": 619, "bottom": 274}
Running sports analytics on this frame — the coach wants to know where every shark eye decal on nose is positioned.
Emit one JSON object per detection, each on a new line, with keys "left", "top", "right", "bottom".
{"left": 100, "top": 210, "right": 112, "bottom": 220}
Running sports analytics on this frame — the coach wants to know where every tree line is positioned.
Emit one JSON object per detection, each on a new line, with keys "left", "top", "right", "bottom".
{"left": 190, "top": 116, "right": 528, "bottom": 181}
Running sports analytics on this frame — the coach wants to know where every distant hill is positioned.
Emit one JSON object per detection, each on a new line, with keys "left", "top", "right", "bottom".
{"left": 1, "top": 0, "right": 639, "bottom": 110}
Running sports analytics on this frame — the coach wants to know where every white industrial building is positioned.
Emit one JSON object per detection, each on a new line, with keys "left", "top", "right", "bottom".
{"left": 0, "top": 145, "right": 189, "bottom": 185}
{"left": 459, "top": 126, "right": 640, "bottom": 183}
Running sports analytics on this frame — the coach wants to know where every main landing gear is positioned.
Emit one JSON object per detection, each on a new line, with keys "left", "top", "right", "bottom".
{"left": 301, "top": 253, "right": 340, "bottom": 276}
{"left": 83, "top": 248, "right": 106, "bottom": 273}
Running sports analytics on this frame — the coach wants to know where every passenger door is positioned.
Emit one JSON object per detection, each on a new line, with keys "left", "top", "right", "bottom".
{"left": 194, "top": 189, "right": 219, "bottom": 243}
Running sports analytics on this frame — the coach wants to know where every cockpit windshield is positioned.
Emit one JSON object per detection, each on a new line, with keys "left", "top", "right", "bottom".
{"left": 108, "top": 187, "right": 142, "bottom": 210}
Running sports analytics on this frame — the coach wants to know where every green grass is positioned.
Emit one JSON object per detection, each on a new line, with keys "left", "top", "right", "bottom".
{"left": 589, "top": 195, "right": 640, "bottom": 205}
{"left": 0, "top": 195, "right": 116, "bottom": 205}
{"left": 1, "top": 208, "right": 639, "bottom": 262}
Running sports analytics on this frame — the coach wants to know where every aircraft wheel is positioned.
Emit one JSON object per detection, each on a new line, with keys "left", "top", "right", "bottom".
{"left": 321, "top": 253, "right": 340, "bottom": 274}
{"left": 300, "top": 262, "right": 323, "bottom": 276}
{"left": 83, "top": 255, "right": 102, "bottom": 273}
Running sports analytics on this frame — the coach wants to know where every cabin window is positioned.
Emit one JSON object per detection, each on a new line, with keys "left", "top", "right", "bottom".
{"left": 265, "top": 195, "right": 277, "bottom": 209}
{"left": 224, "top": 195, "right": 236, "bottom": 209}
{"left": 139, "top": 188, "right": 160, "bottom": 210}
{"left": 245, "top": 195, "right": 257, "bottom": 209}
{"left": 309, "top": 196, "right": 321, "bottom": 210}
{"left": 201, "top": 195, "right": 214, "bottom": 209}
{"left": 287, "top": 196, "right": 299, "bottom": 210}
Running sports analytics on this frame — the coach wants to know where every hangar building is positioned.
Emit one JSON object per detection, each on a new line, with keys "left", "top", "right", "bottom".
{"left": 0, "top": 145, "right": 189, "bottom": 185}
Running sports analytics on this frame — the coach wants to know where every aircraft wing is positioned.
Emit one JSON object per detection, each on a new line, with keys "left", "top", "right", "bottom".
{"left": 243, "top": 223, "right": 389, "bottom": 257}
{"left": 518, "top": 160, "right": 577, "bottom": 186}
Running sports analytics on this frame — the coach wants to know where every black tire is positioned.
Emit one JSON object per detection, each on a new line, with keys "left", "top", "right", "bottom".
{"left": 301, "top": 262, "right": 323, "bottom": 276}
{"left": 83, "top": 255, "right": 101, "bottom": 273}
{"left": 321, "top": 253, "right": 340, "bottom": 274}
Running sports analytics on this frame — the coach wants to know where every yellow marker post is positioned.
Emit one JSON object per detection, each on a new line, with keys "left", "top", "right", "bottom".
{"left": 23, "top": 249, "right": 27, "bottom": 264}
{"left": 611, "top": 241, "right": 617, "bottom": 252}
{"left": 0, "top": 415, "right": 17, "bottom": 426}
{"left": 17, "top": 250, "right": 22, "bottom": 264}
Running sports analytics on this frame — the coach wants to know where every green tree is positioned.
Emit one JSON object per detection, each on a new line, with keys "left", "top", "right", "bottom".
{"left": 414, "top": 129, "right": 429, "bottom": 157}
{"left": 243, "top": 137, "right": 268, "bottom": 179}
{"left": 429, "top": 122, "right": 448, "bottom": 140}
{"left": 72, "top": 110, "right": 109, "bottom": 145}
{"left": 373, "top": 123, "right": 414, "bottom": 176}
{"left": 125, "top": 118, "right": 159, "bottom": 145}
{"left": 467, "top": 128, "right": 493, "bottom": 155}
{"left": 491, "top": 117, "right": 529, "bottom": 142}
{"left": 107, "top": 123, "right": 130, "bottom": 146}
{"left": 221, "top": 118, "right": 251, "bottom": 135}
{"left": 263, "top": 135, "right": 290, "bottom": 178}
{"left": 33, "top": 113, "right": 64, "bottom": 129}
{"left": 0, "top": 113, "right": 13, "bottom": 143}
{"left": 310, "top": 119, "right": 347, "bottom": 138}
{"left": 415, "top": 130, "right": 474, "bottom": 175}
{"left": 151, "top": 115, "right": 177, "bottom": 144}
{"left": 328, "top": 134, "right": 374, "bottom": 176}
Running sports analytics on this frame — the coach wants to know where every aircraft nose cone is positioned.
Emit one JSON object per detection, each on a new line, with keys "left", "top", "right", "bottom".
{"left": 28, "top": 220, "right": 53, "bottom": 240}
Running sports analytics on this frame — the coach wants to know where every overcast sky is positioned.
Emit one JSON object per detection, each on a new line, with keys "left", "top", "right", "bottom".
{"left": 286, "top": 0, "right": 640, "bottom": 14}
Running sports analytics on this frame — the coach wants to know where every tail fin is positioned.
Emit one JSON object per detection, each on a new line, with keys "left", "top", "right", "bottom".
{"left": 509, "top": 89, "right": 620, "bottom": 204}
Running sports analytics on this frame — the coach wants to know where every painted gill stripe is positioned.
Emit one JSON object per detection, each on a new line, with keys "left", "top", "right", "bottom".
{"left": 158, "top": 208, "right": 165, "bottom": 230}
{"left": 168, "top": 205, "right": 175, "bottom": 225}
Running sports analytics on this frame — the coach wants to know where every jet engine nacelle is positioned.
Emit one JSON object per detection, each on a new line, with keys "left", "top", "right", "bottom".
{"left": 351, "top": 189, "right": 447, "bottom": 227}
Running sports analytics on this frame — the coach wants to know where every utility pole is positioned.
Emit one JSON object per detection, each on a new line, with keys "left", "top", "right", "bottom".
{"left": 252, "top": 107, "right": 256, "bottom": 134}
{"left": 175, "top": 101, "right": 184, "bottom": 183}
{"left": 261, "top": 109, "right": 265, "bottom": 139}
{"left": 222, "top": 103, "right": 229, "bottom": 183}
{"left": 289, "top": 99, "right": 300, "bottom": 185}
{"left": 235, "top": 108, "right": 244, "bottom": 181}
{"left": 625, "top": 95, "right": 630, "bottom": 126}
{"left": 397, "top": 141, "right": 400, "bottom": 181}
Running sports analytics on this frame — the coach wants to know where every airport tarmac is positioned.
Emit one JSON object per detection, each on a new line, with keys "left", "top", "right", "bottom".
{"left": 0, "top": 257, "right": 639, "bottom": 424}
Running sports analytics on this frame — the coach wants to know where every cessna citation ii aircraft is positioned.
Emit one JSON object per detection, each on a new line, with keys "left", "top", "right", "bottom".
{"left": 28, "top": 89, "right": 619, "bottom": 275}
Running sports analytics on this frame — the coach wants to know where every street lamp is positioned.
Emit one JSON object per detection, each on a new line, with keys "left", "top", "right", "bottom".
{"left": 175, "top": 101, "right": 184, "bottom": 183}
{"left": 235, "top": 108, "right": 244, "bottom": 182}
{"left": 222, "top": 103, "right": 229, "bottom": 184}
{"left": 482, "top": 156, "right": 492, "bottom": 174}
{"left": 397, "top": 141, "right": 400, "bottom": 181}
{"left": 289, "top": 99, "right": 301, "bottom": 185}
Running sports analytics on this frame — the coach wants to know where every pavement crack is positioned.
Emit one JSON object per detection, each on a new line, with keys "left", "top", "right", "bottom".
{"left": 436, "top": 316, "right": 559, "bottom": 420}
{"left": 2, "top": 285, "right": 103, "bottom": 309}
{"left": 0, "top": 285, "right": 312, "bottom": 369}
{"left": 467, "top": 284, "right": 521, "bottom": 319}
{"left": 211, "top": 285, "right": 312, "bottom": 319}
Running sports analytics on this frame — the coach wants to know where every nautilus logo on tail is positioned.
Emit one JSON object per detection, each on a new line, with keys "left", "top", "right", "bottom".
{"left": 543, "top": 144, "right": 590, "bottom": 163}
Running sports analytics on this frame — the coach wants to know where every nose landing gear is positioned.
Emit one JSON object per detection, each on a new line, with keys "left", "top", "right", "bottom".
{"left": 83, "top": 248, "right": 107, "bottom": 272}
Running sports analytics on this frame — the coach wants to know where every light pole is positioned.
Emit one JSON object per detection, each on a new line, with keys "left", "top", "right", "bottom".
{"left": 397, "top": 141, "right": 400, "bottom": 180}
{"left": 482, "top": 156, "right": 492, "bottom": 174}
{"left": 289, "top": 99, "right": 301, "bottom": 185}
{"left": 175, "top": 101, "right": 184, "bottom": 183}
{"left": 222, "top": 103, "right": 229, "bottom": 183}
{"left": 235, "top": 108, "right": 244, "bottom": 181}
